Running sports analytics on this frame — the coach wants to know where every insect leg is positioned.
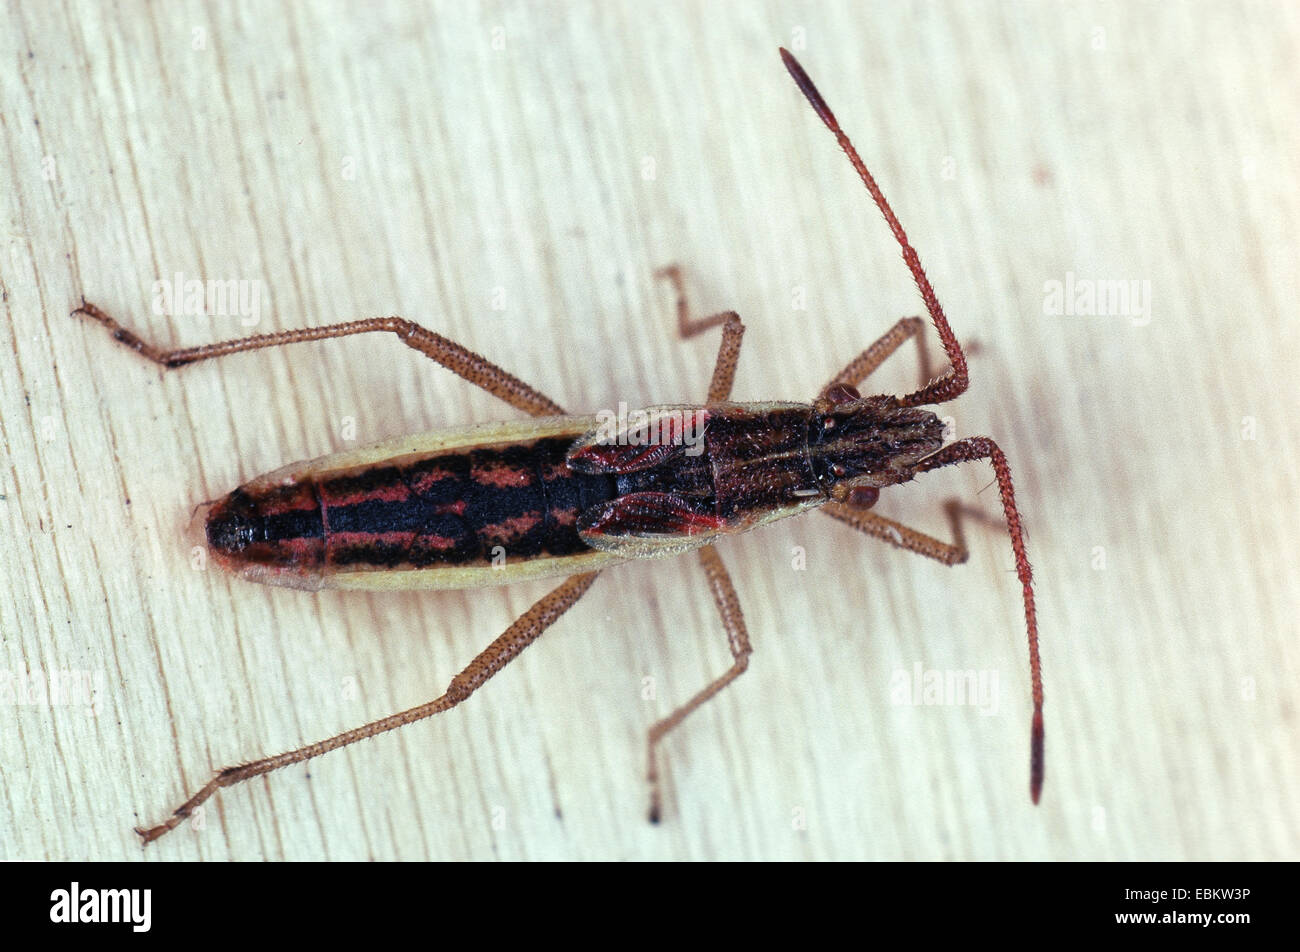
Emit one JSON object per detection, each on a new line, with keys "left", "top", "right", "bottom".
{"left": 909, "top": 437, "right": 1043, "bottom": 803}
{"left": 820, "top": 498, "right": 968, "bottom": 566}
{"left": 70, "top": 300, "right": 565, "bottom": 417}
{"left": 818, "top": 315, "right": 933, "bottom": 399}
{"left": 654, "top": 266, "right": 745, "bottom": 403}
{"left": 646, "top": 545, "right": 751, "bottom": 823}
{"left": 134, "top": 571, "right": 600, "bottom": 845}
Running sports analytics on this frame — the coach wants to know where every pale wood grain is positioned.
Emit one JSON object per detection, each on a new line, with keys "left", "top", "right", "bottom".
{"left": 2, "top": 0, "right": 1296, "bottom": 860}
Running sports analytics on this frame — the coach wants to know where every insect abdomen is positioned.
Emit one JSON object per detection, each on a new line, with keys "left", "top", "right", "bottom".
{"left": 206, "top": 435, "right": 616, "bottom": 589}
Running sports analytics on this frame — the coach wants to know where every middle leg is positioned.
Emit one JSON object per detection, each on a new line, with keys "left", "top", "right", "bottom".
{"left": 655, "top": 265, "right": 745, "bottom": 404}
{"left": 646, "top": 544, "right": 752, "bottom": 823}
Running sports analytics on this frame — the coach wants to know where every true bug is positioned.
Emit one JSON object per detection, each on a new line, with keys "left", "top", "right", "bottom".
{"left": 74, "top": 48, "right": 1042, "bottom": 845}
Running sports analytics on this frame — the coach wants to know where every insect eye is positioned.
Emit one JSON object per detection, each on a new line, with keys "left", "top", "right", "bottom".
{"left": 824, "top": 382, "right": 861, "bottom": 405}
{"left": 847, "top": 486, "right": 880, "bottom": 509}
{"left": 830, "top": 462, "right": 847, "bottom": 478}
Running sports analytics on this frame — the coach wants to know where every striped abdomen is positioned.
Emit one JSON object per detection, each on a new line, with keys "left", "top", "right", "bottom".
{"left": 204, "top": 420, "right": 624, "bottom": 590}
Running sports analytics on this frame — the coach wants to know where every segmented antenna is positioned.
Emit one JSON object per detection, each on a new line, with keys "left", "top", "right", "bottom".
{"left": 780, "top": 48, "right": 968, "bottom": 409}
{"left": 782, "top": 48, "right": 1043, "bottom": 804}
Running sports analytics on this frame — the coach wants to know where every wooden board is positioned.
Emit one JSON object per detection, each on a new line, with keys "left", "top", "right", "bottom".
{"left": 2, "top": 0, "right": 1296, "bottom": 860}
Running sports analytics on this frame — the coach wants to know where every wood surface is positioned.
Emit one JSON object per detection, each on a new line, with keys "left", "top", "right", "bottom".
{"left": 2, "top": 0, "right": 1296, "bottom": 860}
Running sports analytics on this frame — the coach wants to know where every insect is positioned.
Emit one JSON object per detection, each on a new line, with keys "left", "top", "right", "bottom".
{"left": 74, "top": 48, "right": 1042, "bottom": 845}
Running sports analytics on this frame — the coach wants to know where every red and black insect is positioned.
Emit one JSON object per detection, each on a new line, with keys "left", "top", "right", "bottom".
{"left": 73, "top": 48, "right": 1042, "bottom": 845}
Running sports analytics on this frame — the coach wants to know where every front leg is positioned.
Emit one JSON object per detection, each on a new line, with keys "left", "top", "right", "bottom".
{"left": 820, "top": 315, "right": 933, "bottom": 399}
{"left": 821, "top": 498, "right": 970, "bottom": 566}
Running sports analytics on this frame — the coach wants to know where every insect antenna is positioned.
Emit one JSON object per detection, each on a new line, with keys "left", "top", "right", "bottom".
{"left": 779, "top": 47, "right": 967, "bottom": 409}
{"left": 782, "top": 49, "right": 1044, "bottom": 804}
